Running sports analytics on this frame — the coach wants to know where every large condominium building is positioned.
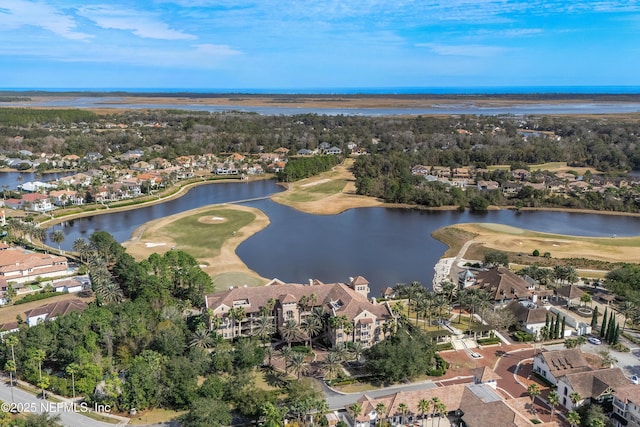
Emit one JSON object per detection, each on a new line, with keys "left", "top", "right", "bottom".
{"left": 203, "top": 276, "right": 396, "bottom": 348}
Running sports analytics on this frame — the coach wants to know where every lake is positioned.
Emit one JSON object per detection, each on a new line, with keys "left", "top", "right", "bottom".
{"left": 46, "top": 180, "right": 640, "bottom": 295}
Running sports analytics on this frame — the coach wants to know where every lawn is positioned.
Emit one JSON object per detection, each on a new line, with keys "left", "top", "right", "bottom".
{"left": 128, "top": 408, "right": 186, "bottom": 425}
{"left": 162, "top": 208, "right": 255, "bottom": 258}
{"left": 280, "top": 179, "right": 347, "bottom": 203}
{"left": 436, "top": 223, "right": 640, "bottom": 265}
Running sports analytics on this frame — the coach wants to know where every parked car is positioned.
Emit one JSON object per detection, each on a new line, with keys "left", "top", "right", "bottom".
{"left": 588, "top": 337, "right": 602, "bottom": 345}
{"left": 631, "top": 375, "right": 639, "bottom": 385}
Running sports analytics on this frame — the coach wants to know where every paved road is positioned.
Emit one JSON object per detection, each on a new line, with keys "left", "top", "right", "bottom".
{"left": 493, "top": 348, "right": 535, "bottom": 399}
{"left": 0, "top": 377, "right": 126, "bottom": 427}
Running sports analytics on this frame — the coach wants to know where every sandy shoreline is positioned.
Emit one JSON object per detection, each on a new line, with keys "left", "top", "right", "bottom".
{"left": 122, "top": 204, "right": 270, "bottom": 283}
{"left": 7, "top": 94, "right": 640, "bottom": 118}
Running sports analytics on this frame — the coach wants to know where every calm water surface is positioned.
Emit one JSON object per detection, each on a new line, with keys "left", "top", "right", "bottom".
{"left": 0, "top": 171, "right": 74, "bottom": 191}
{"left": 48, "top": 180, "right": 640, "bottom": 295}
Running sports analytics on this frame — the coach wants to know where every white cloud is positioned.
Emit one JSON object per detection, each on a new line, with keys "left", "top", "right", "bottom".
{"left": 419, "top": 43, "right": 512, "bottom": 57}
{"left": 77, "top": 5, "right": 196, "bottom": 40}
{"left": 0, "top": 0, "right": 92, "bottom": 40}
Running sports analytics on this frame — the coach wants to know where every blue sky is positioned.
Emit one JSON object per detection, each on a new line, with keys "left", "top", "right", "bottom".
{"left": 1, "top": 0, "right": 639, "bottom": 90}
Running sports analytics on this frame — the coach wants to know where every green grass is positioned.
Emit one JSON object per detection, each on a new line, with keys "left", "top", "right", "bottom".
{"left": 473, "top": 223, "right": 640, "bottom": 247}
{"left": 213, "top": 272, "right": 266, "bottom": 288}
{"left": 163, "top": 208, "right": 255, "bottom": 258}
{"left": 281, "top": 179, "right": 347, "bottom": 203}
{"left": 305, "top": 179, "right": 347, "bottom": 194}
{"left": 282, "top": 192, "right": 318, "bottom": 202}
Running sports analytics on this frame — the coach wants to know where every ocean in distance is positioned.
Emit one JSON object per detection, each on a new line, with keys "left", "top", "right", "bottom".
{"left": 3, "top": 85, "right": 640, "bottom": 95}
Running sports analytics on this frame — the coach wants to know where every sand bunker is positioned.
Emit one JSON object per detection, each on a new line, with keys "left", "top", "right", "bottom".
{"left": 145, "top": 242, "right": 166, "bottom": 248}
{"left": 198, "top": 216, "right": 228, "bottom": 224}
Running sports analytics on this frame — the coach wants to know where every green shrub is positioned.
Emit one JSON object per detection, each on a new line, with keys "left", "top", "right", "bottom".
{"left": 477, "top": 337, "right": 501, "bottom": 345}
{"left": 513, "top": 331, "right": 534, "bottom": 342}
{"left": 427, "top": 354, "right": 448, "bottom": 377}
{"left": 291, "top": 346, "right": 312, "bottom": 355}
{"left": 611, "top": 343, "right": 630, "bottom": 352}
{"left": 532, "top": 249, "right": 540, "bottom": 257}
{"left": 14, "top": 291, "right": 65, "bottom": 305}
{"left": 436, "top": 342, "right": 453, "bottom": 351}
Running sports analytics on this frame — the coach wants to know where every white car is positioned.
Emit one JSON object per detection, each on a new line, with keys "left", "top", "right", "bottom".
{"left": 588, "top": 337, "right": 602, "bottom": 345}
{"left": 631, "top": 375, "right": 639, "bottom": 385}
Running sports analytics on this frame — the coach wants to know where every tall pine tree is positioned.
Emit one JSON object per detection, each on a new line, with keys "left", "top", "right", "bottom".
{"left": 601, "top": 307, "right": 608, "bottom": 338}
{"left": 561, "top": 316, "right": 566, "bottom": 339}
{"left": 591, "top": 306, "right": 599, "bottom": 329}
{"left": 554, "top": 314, "right": 561, "bottom": 339}
{"left": 550, "top": 316, "right": 556, "bottom": 340}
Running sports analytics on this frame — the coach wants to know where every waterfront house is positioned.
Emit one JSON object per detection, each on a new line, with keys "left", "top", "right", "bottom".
{"left": 0, "top": 248, "right": 68, "bottom": 285}
{"left": 467, "top": 267, "right": 534, "bottom": 307}
{"left": 204, "top": 276, "right": 395, "bottom": 348}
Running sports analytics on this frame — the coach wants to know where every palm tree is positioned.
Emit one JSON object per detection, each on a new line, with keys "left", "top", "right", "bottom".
{"left": 280, "top": 346, "right": 293, "bottom": 374}
{"left": 569, "top": 391, "right": 582, "bottom": 409}
{"left": 288, "top": 352, "right": 308, "bottom": 379}
{"left": 49, "top": 229, "right": 65, "bottom": 252}
{"left": 264, "top": 345, "right": 275, "bottom": 368}
{"left": 31, "top": 349, "right": 47, "bottom": 399}
{"left": 281, "top": 319, "right": 302, "bottom": 347}
{"left": 66, "top": 362, "right": 80, "bottom": 400}
{"left": 261, "top": 402, "right": 288, "bottom": 427}
{"left": 72, "top": 238, "right": 91, "bottom": 262}
{"left": 4, "top": 360, "right": 16, "bottom": 403}
{"left": 418, "top": 399, "right": 431, "bottom": 427}
{"left": 5, "top": 335, "right": 18, "bottom": 371}
{"left": 350, "top": 341, "right": 365, "bottom": 363}
{"left": 618, "top": 301, "right": 638, "bottom": 333}
{"left": 547, "top": 390, "right": 560, "bottom": 422}
{"left": 412, "top": 292, "right": 428, "bottom": 327}
{"left": 301, "top": 315, "right": 322, "bottom": 347}
{"left": 439, "top": 281, "right": 457, "bottom": 315}
{"left": 323, "top": 350, "right": 343, "bottom": 380}
{"left": 566, "top": 410, "right": 581, "bottom": 427}
{"left": 430, "top": 397, "right": 441, "bottom": 424}
{"left": 96, "top": 280, "right": 124, "bottom": 304}
{"left": 456, "top": 288, "right": 469, "bottom": 323}
{"left": 397, "top": 403, "right": 409, "bottom": 426}
{"left": 190, "top": 328, "right": 214, "bottom": 349}
{"left": 254, "top": 316, "right": 275, "bottom": 346}
{"left": 527, "top": 383, "right": 541, "bottom": 405}
{"left": 375, "top": 402, "right": 387, "bottom": 427}
{"left": 434, "top": 402, "right": 447, "bottom": 427}
{"left": 228, "top": 306, "right": 246, "bottom": 339}
{"left": 349, "top": 403, "right": 363, "bottom": 425}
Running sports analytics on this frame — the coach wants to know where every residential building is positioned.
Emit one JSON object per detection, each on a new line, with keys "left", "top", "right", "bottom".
{"left": 0, "top": 248, "right": 68, "bottom": 285}
{"left": 467, "top": 267, "right": 534, "bottom": 306}
{"left": 346, "top": 382, "right": 554, "bottom": 427}
{"left": 23, "top": 299, "right": 88, "bottom": 327}
{"left": 532, "top": 348, "right": 592, "bottom": 387}
{"left": 612, "top": 384, "right": 640, "bottom": 427}
{"left": 203, "top": 276, "right": 395, "bottom": 348}
{"left": 506, "top": 300, "right": 550, "bottom": 337}
{"left": 556, "top": 367, "right": 630, "bottom": 410}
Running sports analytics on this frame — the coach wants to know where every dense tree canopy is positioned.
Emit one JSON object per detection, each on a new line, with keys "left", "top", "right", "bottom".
{"left": 364, "top": 328, "right": 438, "bottom": 383}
